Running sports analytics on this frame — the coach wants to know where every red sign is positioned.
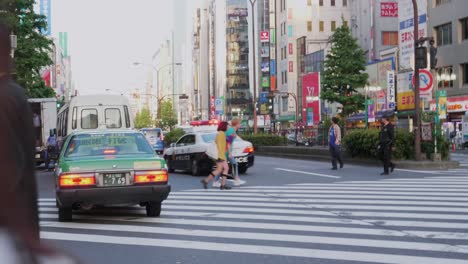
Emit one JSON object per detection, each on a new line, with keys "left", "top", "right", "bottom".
{"left": 411, "top": 69, "right": 433, "bottom": 92}
{"left": 270, "top": 76, "right": 276, "bottom": 91}
{"left": 289, "top": 61, "right": 293, "bottom": 72}
{"left": 380, "top": 2, "right": 398, "bottom": 17}
{"left": 260, "top": 31, "right": 269, "bottom": 42}
{"left": 288, "top": 43, "right": 293, "bottom": 55}
{"left": 302, "top": 72, "right": 321, "bottom": 126}
{"left": 210, "top": 96, "right": 215, "bottom": 118}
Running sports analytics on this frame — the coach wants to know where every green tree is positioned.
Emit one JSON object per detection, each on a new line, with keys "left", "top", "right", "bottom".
{"left": 159, "top": 100, "right": 178, "bottom": 130}
{"left": 321, "top": 21, "right": 368, "bottom": 122}
{"left": 134, "top": 108, "right": 152, "bottom": 129}
{"left": 1, "top": 0, "right": 55, "bottom": 98}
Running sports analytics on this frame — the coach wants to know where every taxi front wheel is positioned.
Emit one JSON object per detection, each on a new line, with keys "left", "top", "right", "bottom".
{"left": 146, "top": 202, "right": 162, "bottom": 217}
{"left": 58, "top": 207, "right": 72, "bottom": 222}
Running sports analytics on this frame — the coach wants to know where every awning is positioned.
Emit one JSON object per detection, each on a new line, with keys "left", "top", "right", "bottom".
{"left": 277, "top": 115, "right": 295, "bottom": 122}
{"left": 347, "top": 110, "right": 395, "bottom": 121}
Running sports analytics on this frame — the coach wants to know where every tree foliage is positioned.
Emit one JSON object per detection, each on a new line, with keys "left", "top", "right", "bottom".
{"left": 159, "top": 100, "right": 178, "bottom": 130}
{"left": 1, "top": 0, "right": 55, "bottom": 98}
{"left": 134, "top": 108, "right": 152, "bottom": 129}
{"left": 321, "top": 21, "right": 368, "bottom": 118}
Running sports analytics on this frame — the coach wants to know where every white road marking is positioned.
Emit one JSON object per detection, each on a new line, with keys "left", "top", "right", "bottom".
{"left": 39, "top": 232, "right": 468, "bottom": 264}
{"left": 238, "top": 186, "right": 468, "bottom": 191}
{"left": 39, "top": 221, "right": 468, "bottom": 254}
{"left": 274, "top": 168, "right": 341, "bottom": 178}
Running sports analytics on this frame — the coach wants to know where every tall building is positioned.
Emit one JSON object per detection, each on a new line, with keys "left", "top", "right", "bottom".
{"left": 428, "top": 0, "right": 468, "bottom": 132}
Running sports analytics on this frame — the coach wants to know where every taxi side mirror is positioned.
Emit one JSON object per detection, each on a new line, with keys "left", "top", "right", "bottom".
{"left": 170, "top": 143, "right": 176, "bottom": 148}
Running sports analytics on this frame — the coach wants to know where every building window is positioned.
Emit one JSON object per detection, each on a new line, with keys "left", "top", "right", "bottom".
{"left": 461, "top": 17, "right": 468, "bottom": 41}
{"left": 331, "top": 21, "right": 336, "bottom": 31}
{"left": 282, "top": 97, "right": 288, "bottom": 112}
{"left": 307, "top": 21, "right": 312, "bottom": 32}
{"left": 307, "top": 0, "right": 312, "bottom": 6}
{"left": 319, "top": 0, "right": 324, "bottom": 6}
{"left": 343, "top": 20, "right": 348, "bottom": 27}
{"left": 288, "top": 8, "right": 293, "bottom": 19}
{"left": 285, "top": 71, "right": 288, "bottom": 83}
{"left": 288, "top": 25, "right": 293, "bottom": 37}
{"left": 382, "top": 31, "right": 398, "bottom": 46}
{"left": 319, "top": 21, "right": 324, "bottom": 32}
{"left": 436, "top": 23, "right": 452, "bottom": 46}
{"left": 331, "top": 0, "right": 335, "bottom": 6}
{"left": 437, "top": 66, "right": 455, "bottom": 89}
{"left": 463, "top": 63, "right": 468, "bottom": 85}
{"left": 435, "top": 0, "right": 451, "bottom": 6}
{"left": 343, "top": 0, "right": 347, "bottom": 6}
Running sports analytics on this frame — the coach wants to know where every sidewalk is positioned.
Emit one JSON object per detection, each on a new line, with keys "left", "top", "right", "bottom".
{"left": 256, "top": 145, "right": 459, "bottom": 170}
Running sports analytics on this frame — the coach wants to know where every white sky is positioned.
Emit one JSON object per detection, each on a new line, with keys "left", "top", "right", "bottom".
{"left": 50, "top": 0, "right": 177, "bottom": 95}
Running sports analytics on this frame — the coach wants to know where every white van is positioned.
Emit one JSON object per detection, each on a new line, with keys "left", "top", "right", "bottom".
{"left": 56, "top": 95, "right": 134, "bottom": 142}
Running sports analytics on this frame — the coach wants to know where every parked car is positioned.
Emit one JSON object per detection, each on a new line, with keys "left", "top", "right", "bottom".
{"left": 55, "top": 130, "right": 171, "bottom": 222}
{"left": 163, "top": 131, "right": 255, "bottom": 176}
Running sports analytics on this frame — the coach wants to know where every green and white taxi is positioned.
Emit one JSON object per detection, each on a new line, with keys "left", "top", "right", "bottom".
{"left": 55, "top": 130, "right": 171, "bottom": 222}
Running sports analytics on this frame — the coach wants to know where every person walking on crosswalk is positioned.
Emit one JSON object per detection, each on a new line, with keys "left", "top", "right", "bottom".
{"left": 328, "top": 117, "right": 343, "bottom": 170}
{"left": 201, "top": 121, "right": 232, "bottom": 190}
{"left": 379, "top": 116, "right": 395, "bottom": 175}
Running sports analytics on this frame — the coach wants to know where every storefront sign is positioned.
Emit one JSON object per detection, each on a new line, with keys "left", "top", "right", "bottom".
{"left": 387, "top": 71, "right": 395, "bottom": 110}
{"left": 262, "top": 77, "right": 270, "bottom": 88}
{"left": 381, "top": 2, "right": 398, "bottom": 17}
{"left": 260, "top": 31, "right": 269, "bottom": 42}
{"left": 437, "top": 90, "right": 447, "bottom": 120}
{"left": 397, "top": 91, "right": 416, "bottom": 110}
{"left": 430, "top": 96, "right": 468, "bottom": 114}
{"left": 302, "top": 72, "right": 321, "bottom": 126}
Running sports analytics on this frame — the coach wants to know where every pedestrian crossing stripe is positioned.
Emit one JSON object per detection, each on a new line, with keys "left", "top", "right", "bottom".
{"left": 38, "top": 177, "right": 468, "bottom": 263}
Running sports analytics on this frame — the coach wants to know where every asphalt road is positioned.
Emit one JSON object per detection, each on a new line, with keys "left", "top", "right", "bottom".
{"left": 37, "top": 154, "right": 468, "bottom": 264}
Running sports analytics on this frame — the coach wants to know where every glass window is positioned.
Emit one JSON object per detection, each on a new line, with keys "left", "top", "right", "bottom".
{"left": 177, "top": 135, "right": 195, "bottom": 146}
{"left": 201, "top": 134, "right": 217, "bottom": 143}
{"left": 288, "top": 25, "right": 293, "bottom": 37}
{"left": 319, "top": 0, "right": 323, "bottom": 6}
{"left": 81, "top": 109, "right": 98, "bottom": 129}
{"left": 463, "top": 63, "right": 468, "bottom": 85}
{"left": 331, "top": 21, "right": 336, "bottom": 31}
{"left": 57, "top": 113, "right": 62, "bottom": 137}
{"left": 343, "top": 0, "right": 347, "bottom": 6}
{"left": 461, "top": 17, "right": 468, "bottom": 41}
{"left": 72, "top": 107, "right": 77, "bottom": 129}
{"left": 343, "top": 20, "right": 348, "bottom": 27}
{"left": 435, "top": 0, "right": 451, "bottom": 6}
{"left": 63, "top": 109, "right": 68, "bottom": 136}
{"left": 105, "top": 108, "right": 122, "bottom": 128}
{"left": 382, "top": 31, "right": 398, "bottom": 46}
{"left": 331, "top": 0, "right": 335, "bottom": 6}
{"left": 436, "top": 23, "right": 452, "bottom": 46}
{"left": 437, "top": 66, "right": 454, "bottom": 89}
{"left": 319, "top": 21, "right": 324, "bottom": 32}
{"left": 285, "top": 71, "right": 288, "bottom": 83}
{"left": 307, "top": 21, "right": 312, "bottom": 32}
{"left": 124, "top": 106, "right": 131, "bottom": 128}
{"left": 307, "top": 0, "right": 312, "bottom": 6}
{"left": 65, "top": 132, "right": 154, "bottom": 157}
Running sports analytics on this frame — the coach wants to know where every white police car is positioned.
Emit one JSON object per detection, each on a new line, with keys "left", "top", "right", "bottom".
{"left": 163, "top": 131, "right": 255, "bottom": 176}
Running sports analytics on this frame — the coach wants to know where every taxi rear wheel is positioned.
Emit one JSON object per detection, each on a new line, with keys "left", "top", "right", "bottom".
{"left": 146, "top": 202, "right": 162, "bottom": 217}
{"left": 58, "top": 207, "right": 72, "bottom": 222}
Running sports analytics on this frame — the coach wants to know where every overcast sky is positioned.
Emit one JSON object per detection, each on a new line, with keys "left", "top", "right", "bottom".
{"left": 50, "top": 0, "right": 178, "bottom": 95}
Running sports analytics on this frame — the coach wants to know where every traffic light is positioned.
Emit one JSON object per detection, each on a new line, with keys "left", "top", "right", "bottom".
{"left": 429, "top": 39, "right": 438, "bottom": 69}
{"left": 415, "top": 47, "right": 427, "bottom": 69}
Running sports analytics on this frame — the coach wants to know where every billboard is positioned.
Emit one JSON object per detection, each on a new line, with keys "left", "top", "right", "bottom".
{"left": 261, "top": 61, "right": 270, "bottom": 72}
{"left": 302, "top": 72, "right": 321, "bottom": 126}
{"left": 398, "top": 0, "right": 427, "bottom": 70}
{"left": 39, "top": 0, "right": 51, "bottom": 36}
{"left": 381, "top": 2, "right": 398, "bottom": 17}
{"left": 260, "top": 46, "right": 270, "bottom": 57}
{"left": 260, "top": 31, "right": 269, "bottom": 42}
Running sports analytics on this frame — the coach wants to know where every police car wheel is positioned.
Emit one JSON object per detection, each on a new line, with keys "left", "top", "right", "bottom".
{"left": 238, "top": 166, "right": 248, "bottom": 174}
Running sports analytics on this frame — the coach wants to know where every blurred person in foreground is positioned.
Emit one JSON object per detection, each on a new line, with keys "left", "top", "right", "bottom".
{"left": 0, "top": 22, "right": 79, "bottom": 263}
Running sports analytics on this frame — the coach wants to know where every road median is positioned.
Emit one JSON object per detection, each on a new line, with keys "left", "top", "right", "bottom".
{"left": 256, "top": 146, "right": 459, "bottom": 170}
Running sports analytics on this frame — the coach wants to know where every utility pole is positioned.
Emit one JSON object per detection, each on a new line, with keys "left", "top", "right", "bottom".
{"left": 172, "top": 31, "right": 176, "bottom": 115}
{"left": 412, "top": 0, "right": 422, "bottom": 160}
{"left": 249, "top": 0, "right": 258, "bottom": 133}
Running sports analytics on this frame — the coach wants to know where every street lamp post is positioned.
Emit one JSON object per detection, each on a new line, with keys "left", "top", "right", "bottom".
{"left": 412, "top": 0, "right": 422, "bottom": 160}
{"left": 249, "top": 0, "right": 258, "bottom": 134}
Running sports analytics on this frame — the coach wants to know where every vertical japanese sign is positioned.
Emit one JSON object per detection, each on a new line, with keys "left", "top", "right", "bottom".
{"left": 288, "top": 43, "right": 293, "bottom": 55}
{"left": 368, "top": 103, "right": 375, "bottom": 123}
{"left": 40, "top": 0, "right": 51, "bottom": 36}
{"left": 215, "top": 97, "right": 224, "bottom": 115}
{"left": 302, "top": 72, "right": 321, "bottom": 126}
{"left": 387, "top": 71, "right": 395, "bottom": 110}
{"left": 398, "top": 0, "right": 427, "bottom": 70}
{"left": 59, "top": 32, "right": 68, "bottom": 57}
{"left": 436, "top": 90, "right": 447, "bottom": 121}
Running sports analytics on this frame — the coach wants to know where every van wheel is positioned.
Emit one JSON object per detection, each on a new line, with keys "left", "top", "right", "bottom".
{"left": 58, "top": 207, "right": 72, "bottom": 222}
{"left": 191, "top": 159, "right": 200, "bottom": 176}
{"left": 146, "top": 202, "right": 161, "bottom": 217}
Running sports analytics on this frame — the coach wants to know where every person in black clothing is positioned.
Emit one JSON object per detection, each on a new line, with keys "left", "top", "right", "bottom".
{"left": 379, "top": 116, "right": 395, "bottom": 175}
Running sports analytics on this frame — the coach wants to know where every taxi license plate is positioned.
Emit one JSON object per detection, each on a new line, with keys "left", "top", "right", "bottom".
{"left": 103, "top": 173, "right": 126, "bottom": 186}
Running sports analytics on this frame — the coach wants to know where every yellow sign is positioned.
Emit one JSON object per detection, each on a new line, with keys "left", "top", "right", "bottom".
{"left": 397, "top": 91, "right": 423, "bottom": 111}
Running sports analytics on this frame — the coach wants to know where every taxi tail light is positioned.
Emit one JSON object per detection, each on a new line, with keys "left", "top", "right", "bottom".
{"left": 134, "top": 170, "right": 168, "bottom": 184}
{"left": 243, "top": 146, "right": 254, "bottom": 153}
{"left": 59, "top": 173, "right": 96, "bottom": 187}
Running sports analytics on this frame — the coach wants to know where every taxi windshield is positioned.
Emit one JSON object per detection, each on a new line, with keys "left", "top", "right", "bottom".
{"left": 65, "top": 132, "right": 154, "bottom": 157}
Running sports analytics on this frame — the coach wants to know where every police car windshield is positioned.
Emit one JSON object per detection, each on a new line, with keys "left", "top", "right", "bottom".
{"left": 201, "top": 133, "right": 217, "bottom": 143}
{"left": 65, "top": 132, "right": 154, "bottom": 157}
